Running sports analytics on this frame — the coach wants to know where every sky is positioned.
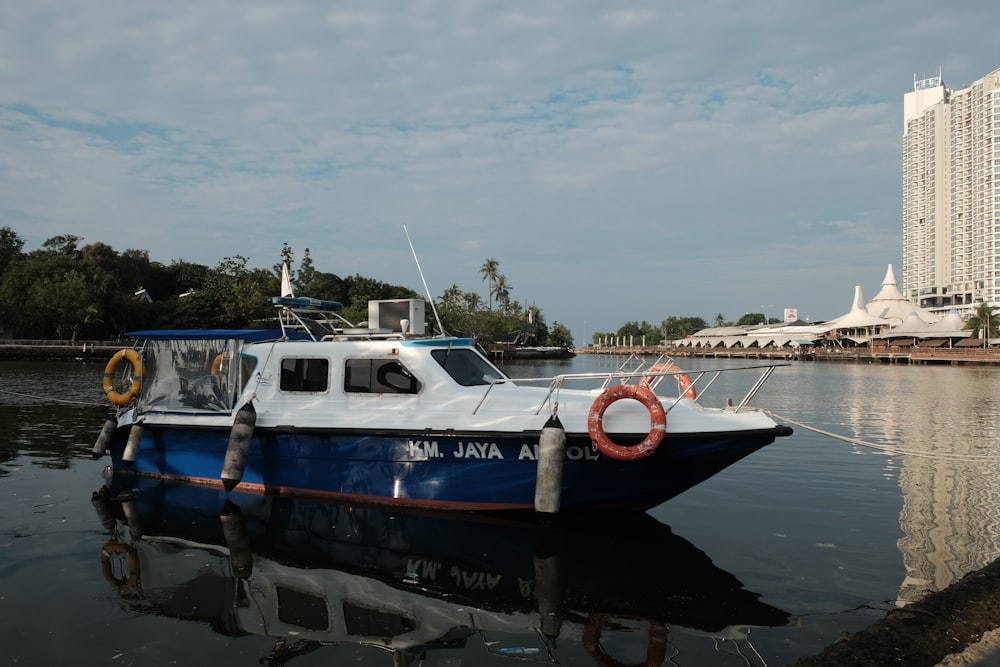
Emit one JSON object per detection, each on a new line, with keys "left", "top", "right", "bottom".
{"left": 2, "top": 2, "right": 1000, "bottom": 341}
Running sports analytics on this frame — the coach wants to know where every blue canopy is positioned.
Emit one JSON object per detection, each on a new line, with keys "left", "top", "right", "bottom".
{"left": 266, "top": 296, "right": 343, "bottom": 310}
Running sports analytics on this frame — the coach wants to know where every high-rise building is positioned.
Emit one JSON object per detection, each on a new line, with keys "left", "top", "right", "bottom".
{"left": 902, "top": 67, "right": 1000, "bottom": 315}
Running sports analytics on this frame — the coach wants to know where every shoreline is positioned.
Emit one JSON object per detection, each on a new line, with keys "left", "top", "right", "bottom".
{"left": 791, "top": 554, "right": 1000, "bottom": 667}
{"left": 4, "top": 341, "right": 1000, "bottom": 366}
{"left": 576, "top": 346, "right": 1000, "bottom": 366}
{"left": 0, "top": 342, "right": 125, "bottom": 360}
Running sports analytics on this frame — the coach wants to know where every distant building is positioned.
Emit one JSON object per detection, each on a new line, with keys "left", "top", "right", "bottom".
{"left": 902, "top": 66, "right": 1000, "bottom": 316}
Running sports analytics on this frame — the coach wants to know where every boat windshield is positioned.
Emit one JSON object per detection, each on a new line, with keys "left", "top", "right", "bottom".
{"left": 430, "top": 348, "right": 503, "bottom": 387}
{"left": 139, "top": 339, "right": 253, "bottom": 412}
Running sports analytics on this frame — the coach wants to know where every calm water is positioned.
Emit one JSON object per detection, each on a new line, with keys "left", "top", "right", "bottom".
{"left": 2, "top": 355, "right": 999, "bottom": 666}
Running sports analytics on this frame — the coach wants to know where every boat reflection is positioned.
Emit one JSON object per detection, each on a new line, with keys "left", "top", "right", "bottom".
{"left": 91, "top": 479, "right": 789, "bottom": 665}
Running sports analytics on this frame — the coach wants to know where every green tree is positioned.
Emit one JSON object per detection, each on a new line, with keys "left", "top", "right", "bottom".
{"left": 660, "top": 316, "right": 708, "bottom": 341}
{"left": 737, "top": 312, "right": 764, "bottom": 326}
{"left": 172, "top": 256, "right": 275, "bottom": 329}
{"left": 480, "top": 258, "right": 499, "bottom": 310}
{"left": 549, "top": 321, "right": 574, "bottom": 348}
{"left": 964, "top": 301, "right": 1000, "bottom": 344}
{"left": 0, "top": 226, "right": 25, "bottom": 276}
{"left": 0, "top": 236, "right": 96, "bottom": 338}
{"left": 493, "top": 274, "right": 512, "bottom": 311}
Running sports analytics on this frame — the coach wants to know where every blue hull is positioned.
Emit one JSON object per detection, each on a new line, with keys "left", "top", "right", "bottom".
{"left": 108, "top": 424, "right": 790, "bottom": 511}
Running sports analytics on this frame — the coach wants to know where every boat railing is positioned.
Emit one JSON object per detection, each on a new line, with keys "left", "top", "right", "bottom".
{"left": 472, "top": 363, "right": 784, "bottom": 416}
{"left": 268, "top": 296, "right": 357, "bottom": 341}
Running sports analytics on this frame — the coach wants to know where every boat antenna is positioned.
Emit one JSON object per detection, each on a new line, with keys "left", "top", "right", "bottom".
{"left": 403, "top": 225, "right": 446, "bottom": 336}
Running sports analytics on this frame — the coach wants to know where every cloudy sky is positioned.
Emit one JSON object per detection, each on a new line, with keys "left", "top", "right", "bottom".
{"left": 2, "top": 2, "right": 999, "bottom": 339}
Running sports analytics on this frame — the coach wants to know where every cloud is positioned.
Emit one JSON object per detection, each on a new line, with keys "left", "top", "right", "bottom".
{"left": 1, "top": 0, "right": 998, "bottom": 336}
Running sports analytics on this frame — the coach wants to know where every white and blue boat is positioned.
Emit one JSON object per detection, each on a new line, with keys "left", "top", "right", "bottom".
{"left": 93, "top": 295, "right": 792, "bottom": 513}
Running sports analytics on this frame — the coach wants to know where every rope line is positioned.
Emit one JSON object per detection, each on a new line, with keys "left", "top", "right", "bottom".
{"left": 0, "top": 387, "right": 106, "bottom": 407}
{"left": 768, "top": 410, "right": 999, "bottom": 463}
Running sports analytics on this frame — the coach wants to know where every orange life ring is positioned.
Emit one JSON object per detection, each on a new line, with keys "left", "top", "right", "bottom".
{"left": 639, "top": 362, "right": 696, "bottom": 399}
{"left": 100, "top": 540, "right": 140, "bottom": 590}
{"left": 583, "top": 613, "right": 667, "bottom": 667}
{"left": 210, "top": 352, "right": 229, "bottom": 376}
{"left": 102, "top": 349, "right": 143, "bottom": 406}
{"left": 587, "top": 384, "right": 666, "bottom": 461}
{"left": 212, "top": 353, "right": 255, "bottom": 387}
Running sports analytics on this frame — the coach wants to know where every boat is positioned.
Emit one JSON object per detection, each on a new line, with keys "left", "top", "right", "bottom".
{"left": 92, "top": 293, "right": 793, "bottom": 513}
{"left": 91, "top": 479, "right": 790, "bottom": 664}
{"left": 490, "top": 322, "right": 576, "bottom": 360}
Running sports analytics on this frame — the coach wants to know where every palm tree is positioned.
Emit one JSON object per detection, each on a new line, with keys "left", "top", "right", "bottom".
{"left": 964, "top": 301, "right": 1000, "bottom": 346}
{"left": 480, "top": 258, "right": 499, "bottom": 310}
{"left": 714, "top": 312, "right": 726, "bottom": 327}
{"left": 493, "top": 274, "right": 511, "bottom": 311}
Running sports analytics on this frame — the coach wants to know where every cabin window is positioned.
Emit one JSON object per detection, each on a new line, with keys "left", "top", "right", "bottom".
{"left": 343, "top": 600, "right": 414, "bottom": 637}
{"left": 344, "top": 359, "right": 420, "bottom": 394}
{"left": 430, "top": 348, "right": 503, "bottom": 386}
{"left": 276, "top": 586, "right": 329, "bottom": 631}
{"left": 280, "top": 358, "right": 329, "bottom": 392}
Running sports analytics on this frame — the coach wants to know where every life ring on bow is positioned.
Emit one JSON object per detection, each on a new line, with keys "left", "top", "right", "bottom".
{"left": 583, "top": 613, "right": 667, "bottom": 667}
{"left": 102, "top": 349, "right": 143, "bottom": 406}
{"left": 588, "top": 384, "right": 666, "bottom": 461}
{"left": 639, "top": 362, "right": 696, "bottom": 399}
{"left": 100, "top": 540, "right": 140, "bottom": 590}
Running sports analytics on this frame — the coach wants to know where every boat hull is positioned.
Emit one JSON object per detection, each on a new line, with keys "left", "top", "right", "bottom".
{"left": 108, "top": 424, "right": 791, "bottom": 511}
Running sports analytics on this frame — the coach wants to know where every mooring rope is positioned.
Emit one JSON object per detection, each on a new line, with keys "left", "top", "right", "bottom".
{"left": 767, "top": 410, "right": 999, "bottom": 463}
{"left": 0, "top": 387, "right": 106, "bottom": 407}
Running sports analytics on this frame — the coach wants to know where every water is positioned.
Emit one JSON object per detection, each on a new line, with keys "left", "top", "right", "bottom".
{"left": 2, "top": 356, "right": 999, "bottom": 666}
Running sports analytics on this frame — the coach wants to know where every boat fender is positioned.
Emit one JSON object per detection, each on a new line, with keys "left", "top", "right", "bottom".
{"left": 122, "top": 422, "right": 143, "bottom": 464}
{"left": 534, "top": 412, "right": 566, "bottom": 516}
{"left": 639, "top": 362, "right": 696, "bottom": 400}
{"left": 102, "top": 349, "right": 144, "bottom": 406}
{"left": 90, "top": 490, "right": 118, "bottom": 532}
{"left": 583, "top": 613, "right": 667, "bottom": 667}
{"left": 220, "top": 501, "right": 253, "bottom": 579}
{"left": 222, "top": 403, "right": 256, "bottom": 492}
{"left": 121, "top": 499, "right": 143, "bottom": 541}
{"left": 534, "top": 543, "right": 562, "bottom": 639}
{"left": 100, "top": 540, "right": 140, "bottom": 591}
{"left": 92, "top": 417, "right": 118, "bottom": 459}
{"left": 587, "top": 385, "right": 666, "bottom": 461}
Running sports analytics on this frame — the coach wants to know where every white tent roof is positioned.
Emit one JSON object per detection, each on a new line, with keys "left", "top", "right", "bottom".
{"left": 825, "top": 286, "right": 892, "bottom": 330}
{"left": 927, "top": 310, "right": 968, "bottom": 335}
{"left": 887, "top": 312, "right": 932, "bottom": 333}
{"left": 865, "top": 264, "right": 940, "bottom": 324}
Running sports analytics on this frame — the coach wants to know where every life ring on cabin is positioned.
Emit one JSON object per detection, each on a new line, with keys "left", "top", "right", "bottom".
{"left": 100, "top": 540, "right": 139, "bottom": 590}
{"left": 210, "top": 352, "right": 232, "bottom": 376}
{"left": 583, "top": 613, "right": 667, "bottom": 667}
{"left": 639, "top": 362, "right": 696, "bottom": 399}
{"left": 102, "top": 349, "right": 143, "bottom": 406}
{"left": 211, "top": 352, "right": 256, "bottom": 386}
{"left": 587, "top": 384, "right": 666, "bottom": 461}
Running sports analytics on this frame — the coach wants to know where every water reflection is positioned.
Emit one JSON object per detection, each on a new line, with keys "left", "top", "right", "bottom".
{"left": 741, "top": 361, "right": 1000, "bottom": 605}
{"left": 91, "top": 478, "right": 789, "bottom": 665}
{"left": 889, "top": 368, "right": 1000, "bottom": 603}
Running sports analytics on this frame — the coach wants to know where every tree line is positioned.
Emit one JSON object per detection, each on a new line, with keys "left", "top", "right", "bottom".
{"left": 0, "top": 228, "right": 573, "bottom": 347}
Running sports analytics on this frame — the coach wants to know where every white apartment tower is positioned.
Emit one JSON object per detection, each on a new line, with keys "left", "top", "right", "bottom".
{"left": 902, "top": 67, "right": 1000, "bottom": 314}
